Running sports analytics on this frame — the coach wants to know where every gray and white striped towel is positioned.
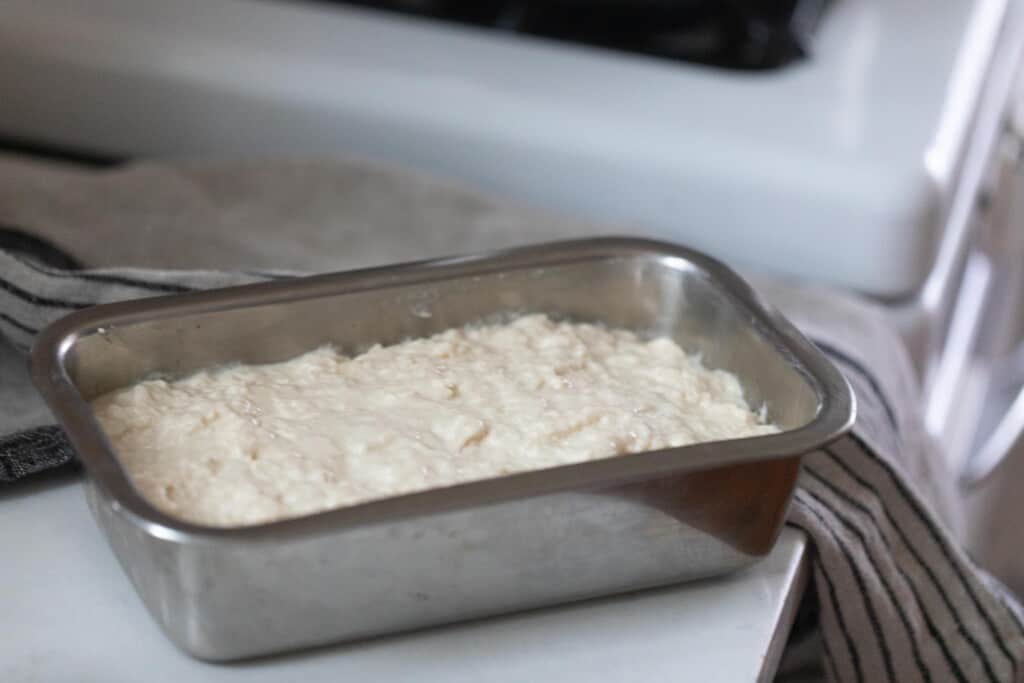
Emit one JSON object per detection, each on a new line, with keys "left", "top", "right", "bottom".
{"left": 2, "top": 245, "right": 1023, "bottom": 682}
{"left": 1, "top": 156, "right": 1022, "bottom": 682}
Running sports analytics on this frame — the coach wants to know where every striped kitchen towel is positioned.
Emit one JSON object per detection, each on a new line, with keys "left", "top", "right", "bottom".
{"left": 1, "top": 238, "right": 1023, "bottom": 682}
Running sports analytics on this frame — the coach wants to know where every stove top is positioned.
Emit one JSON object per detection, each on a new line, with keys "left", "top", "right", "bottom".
{"left": 335, "top": 0, "right": 832, "bottom": 70}
{"left": 0, "top": 0, "right": 1009, "bottom": 295}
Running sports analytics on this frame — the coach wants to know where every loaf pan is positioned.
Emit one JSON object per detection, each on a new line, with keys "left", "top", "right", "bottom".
{"left": 31, "top": 237, "right": 854, "bottom": 661}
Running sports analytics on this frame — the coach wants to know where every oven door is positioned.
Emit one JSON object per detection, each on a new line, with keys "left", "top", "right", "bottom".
{"left": 930, "top": 103, "right": 1024, "bottom": 595}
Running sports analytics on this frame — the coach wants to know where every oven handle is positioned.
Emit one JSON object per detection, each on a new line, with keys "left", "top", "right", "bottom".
{"left": 961, "top": 353, "right": 1024, "bottom": 487}
{"left": 960, "top": 111, "right": 1024, "bottom": 489}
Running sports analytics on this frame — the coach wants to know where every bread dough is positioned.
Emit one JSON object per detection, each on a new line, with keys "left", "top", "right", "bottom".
{"left": 92, "top": 314, "right": 777, "bottom": 527}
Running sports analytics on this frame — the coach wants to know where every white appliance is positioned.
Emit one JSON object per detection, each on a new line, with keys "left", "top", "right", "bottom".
{"left": 2, "top": 0, "right": 1024, "bottom": 596}
{"left": 0, "top": 0, "right": 1012, "bottom": 297}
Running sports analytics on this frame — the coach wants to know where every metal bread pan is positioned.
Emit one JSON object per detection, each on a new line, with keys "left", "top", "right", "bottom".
{"left": 31, "top": 237, "right": 854, "bottom": 660}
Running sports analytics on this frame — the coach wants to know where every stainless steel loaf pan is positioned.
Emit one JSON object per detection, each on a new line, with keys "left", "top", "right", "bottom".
{"left": 31, "top": 238, "right": 854, "bottom": 661}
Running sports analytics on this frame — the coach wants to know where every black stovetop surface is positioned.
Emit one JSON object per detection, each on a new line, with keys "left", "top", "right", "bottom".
{"left": 333, "top": 0, "right": 833, "bottom": 70}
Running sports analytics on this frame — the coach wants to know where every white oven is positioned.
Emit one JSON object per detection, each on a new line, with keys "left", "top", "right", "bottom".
{"left": 2, "top": 0, "right": 1024, "bottom": 589}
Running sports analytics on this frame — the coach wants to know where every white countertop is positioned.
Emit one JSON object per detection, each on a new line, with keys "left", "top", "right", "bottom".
{"left": 0, "top": 0, "right": 1012, "bottom": 294}
{"left": 1, "top": 474, "right": 807, "bottom": 683}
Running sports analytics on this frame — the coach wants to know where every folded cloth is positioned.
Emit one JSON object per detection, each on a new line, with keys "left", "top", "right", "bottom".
{"left": 766, "top": 286, "right": 1024, "bottom": 682}
{"left": 1, "top": 156, "right": 1023, "bottom": 682}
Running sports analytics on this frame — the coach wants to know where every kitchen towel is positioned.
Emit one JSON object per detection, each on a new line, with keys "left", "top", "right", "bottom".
{"left": 1, "top": 155, "right": 1023, "bottom": 682}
